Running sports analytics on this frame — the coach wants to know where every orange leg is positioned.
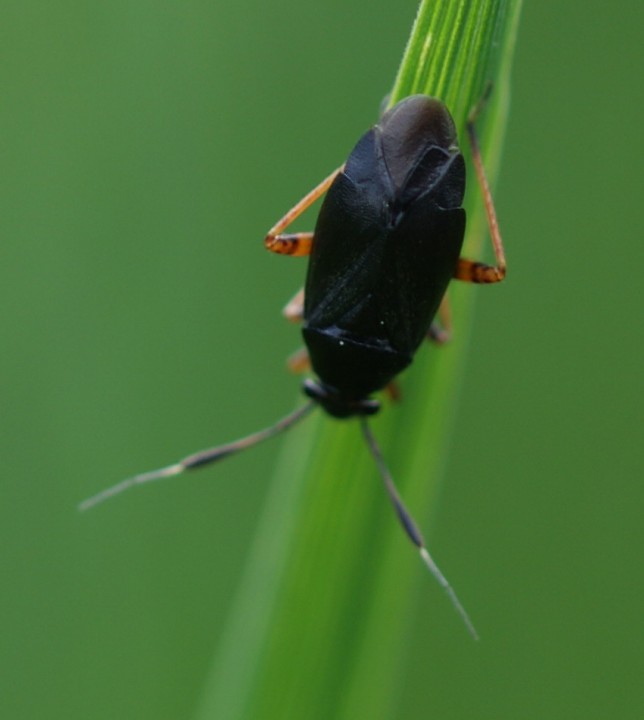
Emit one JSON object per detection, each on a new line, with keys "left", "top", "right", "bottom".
{"left": 282, "top": 287, "right": 304, "bottom": 322}
{"left": 287, "top": 346, "right": 311, "bottom": 373}
{"left": 266, "top": 232, "right": 314, "bottom": 257}
{"left": 264, "top": 165, "right": 344, "bottom": 257}
{"left": 384, "top": 381, "right": 402, "bottom": 403}
{"left": 427, "top": 294, "right": 452, "bottom": 345}
{"left": 454, "top": 86, "right": 507, "bottom": 285}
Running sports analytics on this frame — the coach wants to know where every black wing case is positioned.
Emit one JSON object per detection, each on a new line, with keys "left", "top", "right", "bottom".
{"left": 304, "top": 124, "right": 465, "bottom": 356}
{"left": 380, "top": 195, "right": 465, "bottom": 354}
{"left": 303, "top": 127, "right": 391, "bottom": 335}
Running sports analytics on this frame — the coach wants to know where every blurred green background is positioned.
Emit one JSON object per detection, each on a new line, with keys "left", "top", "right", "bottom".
{"left": 1, "top": 1, "right": 642, "bottom": 718}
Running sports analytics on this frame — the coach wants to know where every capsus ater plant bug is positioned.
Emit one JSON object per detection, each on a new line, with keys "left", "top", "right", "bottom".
{"left": 81, "top": 89, "right": 507, "bottom": 639}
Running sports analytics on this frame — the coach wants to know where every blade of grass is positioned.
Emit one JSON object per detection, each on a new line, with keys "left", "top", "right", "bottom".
{"left": 195, "top": 2, "right": 522, "bottom": 718}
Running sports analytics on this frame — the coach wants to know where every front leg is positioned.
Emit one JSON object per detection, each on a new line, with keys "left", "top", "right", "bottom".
{"left": 454, "top": 85, "right": 507, "bottom": 285}
{"left": 264, "top": 165, "right": 344, "bottom": 257}
{"left": 265, "top": 233, "right": 314, "bottom": 257}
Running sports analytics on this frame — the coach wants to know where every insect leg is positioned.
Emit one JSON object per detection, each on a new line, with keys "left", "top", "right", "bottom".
{"left": 384, "top": 381, "right": 402, "bottom": 403}
{"left": 264, "top": 165, "right": 344, "bottom": 257}
{"left": 265, "top": 232, "right": 314, "bottom": 257}
{"left": 287, "top": 346, "right": 311, "bottom": 373}
{"left": 279, "top": 289, "right": 311, "bottom": 373}
{"left": 427, "top": 294, "right": 452, "bottom": 345}
{"left": 454, "top": 86, "right": 507, "bottom": 285}
{"left": 282, "top": 287, "right": 304, "bottom": 322}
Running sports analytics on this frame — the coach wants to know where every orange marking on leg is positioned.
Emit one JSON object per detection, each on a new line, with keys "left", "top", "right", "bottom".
{"left": 265, "top": 233, "right": 314, "bottom": 257}
{"left": 454, "top": 258, "right": 506, "bottom": 284}
{"left": 283, "top": 287, "right": 304, "bottom": 322}
{"left": 385, "top": 381, "right": 402, "bottom": 403}
{"left": 287, "top": 346, "right": 311, "bottom": 373}
{"left": 453, "top": 86, "right": 507, "bottom": 285}
{"left": 264, "top": 165, "right": 344, "bottom": 256}
{"left": 427, "top": 294, "right": 452, "bottom": 344}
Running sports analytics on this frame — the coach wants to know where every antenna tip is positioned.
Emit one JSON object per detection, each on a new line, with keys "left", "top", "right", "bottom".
{"left": 419, "top": 548, "right": 479, "bottom": 640}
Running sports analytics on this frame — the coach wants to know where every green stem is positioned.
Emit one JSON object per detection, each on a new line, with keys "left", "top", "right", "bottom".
{"left": 195, "top": 1, "right": 522, "bottom": 718}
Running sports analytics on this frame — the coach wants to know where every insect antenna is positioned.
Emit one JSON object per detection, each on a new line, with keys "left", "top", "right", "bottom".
{"left": 360, "top": 419, "right": 479, "bottom": 640}
{"left": 79, "top": 401, "right": 316, "bottom": 512}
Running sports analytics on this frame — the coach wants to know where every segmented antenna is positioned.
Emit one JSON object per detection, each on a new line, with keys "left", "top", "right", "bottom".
{"left": 79, "top": 401, "right": 316, "bottom": 511}
{"left": 80, "top": 401, "right": 478, "bottom": 638}
{"left": 360, "top": 419, "right": 479, "bottom": 640}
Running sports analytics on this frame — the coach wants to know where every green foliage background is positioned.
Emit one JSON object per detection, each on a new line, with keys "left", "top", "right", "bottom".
{"left": 1, "top": 1, "right": 642, "bottom": 719}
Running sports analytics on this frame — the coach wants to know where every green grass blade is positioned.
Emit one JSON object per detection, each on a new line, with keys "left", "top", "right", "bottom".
{"left": 195, "top": 2, "right": 522, "bottom": 718}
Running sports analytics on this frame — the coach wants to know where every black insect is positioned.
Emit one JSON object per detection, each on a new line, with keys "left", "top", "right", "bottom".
{"left": 81, "top": 91, "right": 507, "bottom": 638}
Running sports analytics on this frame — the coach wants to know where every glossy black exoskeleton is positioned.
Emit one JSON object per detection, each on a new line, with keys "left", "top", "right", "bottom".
{"left": 301, "top": 96, "right": 466, "bottom": 417}
{"left": 81, "top": 92, "right": 507, "bottom": 639}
